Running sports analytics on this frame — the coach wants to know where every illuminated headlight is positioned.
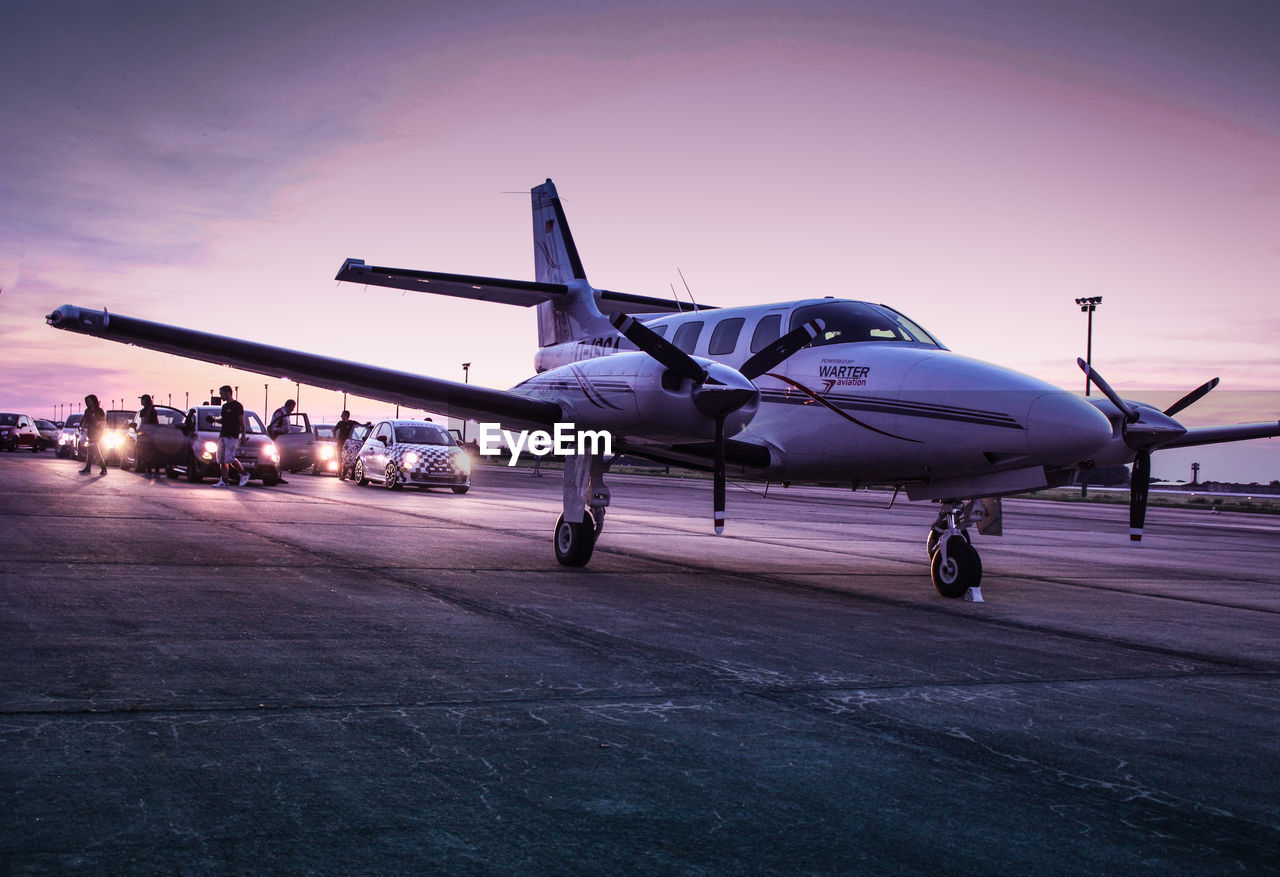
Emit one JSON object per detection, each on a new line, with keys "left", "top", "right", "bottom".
{"left": 317, "top": 444, "right": 335, "bottom": 460}
{"left": 455, "top": 453, "right": 471, "bottom": 475}
{"left": 102, "top": 433, "right": 124, "bottom": 450}
{"left": 202, "top": 440, "right": 218, "bottom": 460}
{"left": 325, "top": 459, "right": 338, "bottom": 471}
{"left": 59, "top": 435, "right": 70, "bottom": 445}
{"left": 402, "top": 451, "right": 419, "bottom": 468}
{"left": 264, "top": 442, "right": 279, "bottom": 463}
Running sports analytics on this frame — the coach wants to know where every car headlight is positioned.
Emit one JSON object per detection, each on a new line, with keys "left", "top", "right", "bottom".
{"left": 318, "top": 444, "right": 334, "bottom": 460}
{"left": 402, "top": 451, "right": 419, "bottom": 468}
{"left": 202, "top": 440, "right": 218, "bottom": 459}
{"left": 264, "top": 442, "right": 279, "bottom": 463}
{"left": 455, "top": 452, "right": 471, "bottom": 475}
{"left": 102, "top": 433, "right": 124, "bottom": 450}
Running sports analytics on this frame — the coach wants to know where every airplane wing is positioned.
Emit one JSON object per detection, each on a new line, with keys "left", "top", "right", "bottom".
{"left": 1160, "top": 422, "right": 1280, "bottom": 449}
{"left": 45, "top": 305, "right": 562, "bottom": 428}
{"left": 336, "top": 259, "right": 713, "bottom": 316}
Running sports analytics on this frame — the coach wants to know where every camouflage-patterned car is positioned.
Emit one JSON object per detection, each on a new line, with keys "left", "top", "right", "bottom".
{"left": 351, "top": 419, "right": 470, "bottom": 493}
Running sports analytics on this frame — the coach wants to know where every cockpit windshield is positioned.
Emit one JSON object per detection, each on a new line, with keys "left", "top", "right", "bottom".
{"left": 790, "top": 301, "right": 943, "bottom": 349}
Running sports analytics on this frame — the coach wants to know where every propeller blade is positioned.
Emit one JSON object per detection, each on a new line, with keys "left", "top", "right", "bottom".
{"left": 611, "top": 314, "right": 706, "bottom": 383}
{"left": 1164, "top": 377, "right": 1219, "bottom": 417}
{"left": 739, "top": 319, "right": 826, "bottom": 380}
{"left": 1077, "top": 358, "right": 1138, "bottom": 423}
{"left": 1130, "top": 449, "right": 1151, "bottom": 542}
{"left": 713, "top": 416, "right": 726, "bottom": 535}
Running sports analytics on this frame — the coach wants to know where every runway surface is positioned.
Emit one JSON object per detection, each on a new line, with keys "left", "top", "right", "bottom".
{"left": 2, "top": 452, "right": 1278, "bottom": 873}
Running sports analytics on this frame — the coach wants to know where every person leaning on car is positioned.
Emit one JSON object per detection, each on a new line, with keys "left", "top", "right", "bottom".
{"left": 267, "top": 399, "right": 295, "bottom": 484}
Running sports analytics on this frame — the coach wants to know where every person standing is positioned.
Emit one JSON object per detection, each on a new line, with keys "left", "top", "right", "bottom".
{"left": 136, "top": 394, "right": 160, "bottom": 477}
{"left": 333, "top": 410, "right": 357, "bottom": 480}
{"left": 209, "top": 385, "right": 249, "bottom": 487}
{"left": 78, "top": 394, "right": 107, "bottom": 476}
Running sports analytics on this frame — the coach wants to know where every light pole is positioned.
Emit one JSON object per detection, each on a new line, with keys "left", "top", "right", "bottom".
{"left": 1075, "top": 296, "right": 1102, "bottom": 396}
{"left": 461, "top": 363, "right": 471, "bottom": 442}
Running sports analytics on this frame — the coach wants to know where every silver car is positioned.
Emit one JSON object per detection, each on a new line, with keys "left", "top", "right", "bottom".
{"left": 351, "top": 419, "right": 471, "bottom": 492}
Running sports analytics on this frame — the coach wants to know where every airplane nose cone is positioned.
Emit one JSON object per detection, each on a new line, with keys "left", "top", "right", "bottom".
{"left": 1026, "top": 392, "right": 1112, "bottom": 466}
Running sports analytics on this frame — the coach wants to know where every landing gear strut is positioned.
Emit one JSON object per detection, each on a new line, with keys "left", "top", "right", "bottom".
{"left": 553, "top": 453, "right": 610, "bottom": 567}
{"left": 928, "top": 500, "right": 984, "bottom": 599}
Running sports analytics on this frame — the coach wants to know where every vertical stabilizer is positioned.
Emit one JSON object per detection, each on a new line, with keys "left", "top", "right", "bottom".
{"left": 532, "top": 179, "right": 610, "bottom": 346}
{"left": 533, "top": 179, "right": 587, "bottom": 284}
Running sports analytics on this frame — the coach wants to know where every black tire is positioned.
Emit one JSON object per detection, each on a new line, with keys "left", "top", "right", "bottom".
{"left": 384, "top": 463, "right": 402, "bottom": 490}
{"left": 554, "top": 511, "right": 597, "bottom": 567}
{"left": 354, "top": 459, "right": 369, "bottom": 486}
{"left": 185, "top": 452, "right": 205, "bottom": 484}
{"left": 451, "top": 485, "right": 470, "bottom": 495}
{"left": 260, "top": 469, "right": 280, "bottom": 486}
{"left": 930, "top": 536, "right": 982, "bottom": 598}
{"left": 166, "top": 465, "right": 179, "bottom": 480}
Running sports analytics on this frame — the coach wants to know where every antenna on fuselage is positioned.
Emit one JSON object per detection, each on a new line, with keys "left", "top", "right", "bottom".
{"left": 669, "top": 284, "right": 685, "bottom": 313}
{"left": 677, "top": 267, "right": 700, "bottom": 313}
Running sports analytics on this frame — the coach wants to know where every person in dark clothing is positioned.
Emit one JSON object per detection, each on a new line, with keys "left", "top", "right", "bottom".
{"left": 78, "top": 394, "right": 107, "bottom": 475}
{"left": 333, "top": 410, "right": 358, "bottom": 481}
{"left": 136, "top": 394, "right": 160, "bottom": 477}
{"left": 267, "top": 399, "right": 295, "bottom": 484}
{"left": 208, "top": 385, "right": 249, "bottom": 487}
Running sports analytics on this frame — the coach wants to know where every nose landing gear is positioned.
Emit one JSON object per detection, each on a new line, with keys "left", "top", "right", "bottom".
{"left": 928, "top": 500, "right": 985, "bottom": 599}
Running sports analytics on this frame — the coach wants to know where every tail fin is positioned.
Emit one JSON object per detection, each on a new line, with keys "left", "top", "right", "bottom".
{"left": 532, "top": 179, "right": 610, "bottom": 346}
{"left": 532, "top": 179, "right": 586, "bottom": 284}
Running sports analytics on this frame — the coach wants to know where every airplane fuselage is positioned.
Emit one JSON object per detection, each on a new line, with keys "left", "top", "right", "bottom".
{"left": 516, "top": 297, "right": 1113, "bottom": 495}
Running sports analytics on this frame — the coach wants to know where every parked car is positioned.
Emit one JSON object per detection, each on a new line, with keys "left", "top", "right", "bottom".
{"left": 0, "top": 413, "right": 41, "bottom": 452}
{"left": 119, "top": 406, "right": 188, "bottom": 472}
{"left": 34, "top": 419, "right": 60, "bottom": 451}
{"left": 351, "top": 419, "right": 470, "bottom": 492}
{"left": 270, "top": 412, "right": 340, "bottom": 475}
{"left": 151, "top": 406, "right": 282, "bottom": 484}
{"left": 56, "top": 413, "right": 83, "bottom": 458}
{"left": 97, "top": 410, "right": 138, "bottom": 467}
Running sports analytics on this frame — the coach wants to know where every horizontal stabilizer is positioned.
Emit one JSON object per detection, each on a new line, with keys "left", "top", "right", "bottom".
{"left": 45, "top": 305, "right": 561, "bottom": 428}
{"left": 337, "top": 259, "right": 712, "bottom": 316}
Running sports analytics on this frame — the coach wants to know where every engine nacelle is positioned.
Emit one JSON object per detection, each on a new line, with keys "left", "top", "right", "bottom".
{"left": 514, "top": 352, "right": 759, "bottom": 442}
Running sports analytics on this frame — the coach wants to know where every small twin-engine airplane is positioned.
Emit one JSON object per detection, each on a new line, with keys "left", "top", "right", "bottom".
{"left": 47, "top": 180, "right": 1279, "bottom": 597}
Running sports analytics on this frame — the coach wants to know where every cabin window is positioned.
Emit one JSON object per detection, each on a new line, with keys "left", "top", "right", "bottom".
{"left": 749, "top": 314, "right": 783, "bottom": 352}
{"left": 671, "top": 321, "right": 704, "bottom": 354}
{"left": 649, "top": 325, "right": 668, "bottom": 339}
{"left": 708, "top": 318, "right": 745, "bottom": 356}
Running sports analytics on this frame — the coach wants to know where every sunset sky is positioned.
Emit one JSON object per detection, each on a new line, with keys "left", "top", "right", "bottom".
{"left": 2, "top": 0, "right": 1277, "bottom": 482}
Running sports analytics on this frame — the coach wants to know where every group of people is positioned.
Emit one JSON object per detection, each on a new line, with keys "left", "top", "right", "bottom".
{"left": 75, "top": 388, "right": 368, "bottom": 487}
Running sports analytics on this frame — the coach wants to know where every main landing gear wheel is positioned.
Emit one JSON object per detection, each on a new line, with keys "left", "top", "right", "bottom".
{"left": 384, "top": 462, "right": 402, "bottom": 490}
{"left": 930, "top": 535, "right": 982, "bottom": 599}
{"left": 554, "top": 511, "right": 597, "bottom": 567}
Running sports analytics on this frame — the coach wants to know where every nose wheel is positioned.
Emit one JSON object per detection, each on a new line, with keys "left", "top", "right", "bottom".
{"left": 928, "top": 500, "right": 984, "bottom": 599}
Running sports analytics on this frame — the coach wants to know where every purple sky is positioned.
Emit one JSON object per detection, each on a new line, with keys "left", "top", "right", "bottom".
{"left": 2, "top": 0, "right": 1277, "bottom": 482}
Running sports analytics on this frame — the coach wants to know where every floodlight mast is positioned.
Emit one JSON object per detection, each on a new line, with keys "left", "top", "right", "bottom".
{"left": 1075, "top": 296, "right": 1102, "bottom": 396}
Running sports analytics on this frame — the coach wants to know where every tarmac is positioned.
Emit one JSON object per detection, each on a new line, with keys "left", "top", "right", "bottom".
{"left": 2, "top": 451, "right": 1278, "bottom": 874}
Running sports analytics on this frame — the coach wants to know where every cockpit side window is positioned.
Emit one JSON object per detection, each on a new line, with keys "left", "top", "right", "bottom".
{"left": 790, "top": 302, "right": 942, "bottom": 349}
{"left": 671, "top": 321, "right": 704, "bottom": 354}
{"left": 749, "top": 314, "right": 782, "bottom": 353}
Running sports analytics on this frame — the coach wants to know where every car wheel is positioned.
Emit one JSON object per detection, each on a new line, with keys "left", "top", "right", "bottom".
{"left": 384, "top": 463, "right": 402, "bottom": 490}
{"left": 354, "top": 459, "right": 369, "bottom": 486}
{"left": 451, "top": 485, "right": 470, "bottom": 495}
{"left": 260, "top": 469, "right": 279, "bottom": 486}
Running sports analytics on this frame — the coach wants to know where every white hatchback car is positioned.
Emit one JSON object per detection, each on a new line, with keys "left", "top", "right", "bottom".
{"left": 352, "top": 419, "right": 471, "bottom": 493}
